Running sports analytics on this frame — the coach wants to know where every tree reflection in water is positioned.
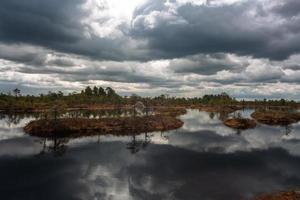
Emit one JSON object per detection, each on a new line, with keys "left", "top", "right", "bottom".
{"left": 126, "top": 134, "right": 141, "bottom": 154}
{"left": 218, "top": 111, "right": 230, "bottom": 121}
{"left": 35, "top": 102, "right": 158, "bottom": 156}
{"left": 236, "top": 129, "right": 242, "bottom": 135}
{"left": 209, "top": 112, "right": 215, "bottom": 120}
{"left": 36, "top": 131, "right": 156, "bottom": 156}
{"left": 36, "top": 138, "right": 47, "bottom": 157}
{"left": 142, "top": 132, "right": 151, "bottom": 149}
{"left": 0, "top": 112, "right": 40, "bottom": 126}
{"left": 161, "top": 131, "right": 169, "bottom": 141}
{"left": 2, "top": 109, "right": 300, "bottom": 200}
{"left": 126, "top": 101, "right": 152, "bottom": 154}
{"left": 282, "top": 124, "right": 293, "bottom": 136}
{"left": 37, "top": 137, "right": 69, "bottom": 157}
{"left": 207, "top": 111, "right": 230, "bottom": 121}
{"left": 126, "top": 132, "right": 153, "bottom": 154}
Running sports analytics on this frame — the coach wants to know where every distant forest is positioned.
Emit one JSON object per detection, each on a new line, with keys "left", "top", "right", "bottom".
{"left": 0, "top": 86, "right": 298, "bottom": 111}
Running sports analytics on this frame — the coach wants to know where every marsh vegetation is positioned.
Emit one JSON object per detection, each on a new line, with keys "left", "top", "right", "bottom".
{"left": 24, "top": 115, "right": 184, "bottom": 138}
{"left": 1, "top": 87, "right": 300, "bottom": 200}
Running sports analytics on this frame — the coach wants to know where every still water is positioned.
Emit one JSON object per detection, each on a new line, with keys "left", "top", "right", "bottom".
{"left": 0, "top": 109, "right": 300, "bottom": 200}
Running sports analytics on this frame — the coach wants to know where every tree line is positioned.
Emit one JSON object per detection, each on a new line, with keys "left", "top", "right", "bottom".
{"left": 0, "top": 86, "right": 298, "bottom": 111}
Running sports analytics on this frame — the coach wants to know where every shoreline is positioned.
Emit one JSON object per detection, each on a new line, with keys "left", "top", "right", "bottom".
{"left": 1, "top": 103, "right": 299, "bottom": 114}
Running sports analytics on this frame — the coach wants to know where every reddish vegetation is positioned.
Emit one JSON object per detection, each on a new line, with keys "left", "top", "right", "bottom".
{"left": 224, "top": 118, "right": 256, "bottom": 129}
{"left": 254, "top": 190, "right": 300, "bottom": 200}
{"left": 198, "top": 105, "right": 242, "bottom": 113}
{"left": 251, "top": 111, "right": 300, "bottom": 125}
{"left": 154, "top": 106, "right": 187, "bottom": 116}
{"left": 24, "top": 115, "right": 184, "bottom": 138}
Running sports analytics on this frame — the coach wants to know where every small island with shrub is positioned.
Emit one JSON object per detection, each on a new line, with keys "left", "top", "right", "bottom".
{"left": 0, "top": 86, "right": 300, "bottom": 137}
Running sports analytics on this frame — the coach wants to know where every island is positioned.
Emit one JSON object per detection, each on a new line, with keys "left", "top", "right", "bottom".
{"left": 24, "top": 115, "right": 184, "bottom": 138}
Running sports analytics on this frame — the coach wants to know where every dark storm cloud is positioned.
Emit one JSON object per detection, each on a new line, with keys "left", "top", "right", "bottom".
{"left": 282, "top": 64, "right": 300, "bottom": 70}
{"left": 48, "top": 58, "right": 75, "bottom": 67}
{"left": 170, "top": 54, "right": 245, "bottom": 75}
{"left": 282, "top": 71, "right": 300, "bottom": 84}
{"left": 131, "top": 0, "right": 300, "bottom": 61}
{"left": 1, "top": 0, "right": 300, "bottom": 62}
{"left": 13, "top": 61, "right": 173, "bottom": 86}
{"left": 273, "top": 0, "right": 300, "bottom": 18}
{"left": 0, "top": 0, "right": 85, "bottom": 44}
{"left": 0, "top": 0, "right": 132, "bottom": 61}
{"left": 0, "top": 44, "right": 47, "bottom": 66}
{"left": 1, "top": 0, "right": 300, "bottom": 98}
{"left": 61, "top": 72, "right": 168, "bottom": 85}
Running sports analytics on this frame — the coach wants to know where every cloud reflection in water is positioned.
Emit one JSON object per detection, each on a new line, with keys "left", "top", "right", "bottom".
{"left": 0, "top": 110, "right": 300, "bottom": 200}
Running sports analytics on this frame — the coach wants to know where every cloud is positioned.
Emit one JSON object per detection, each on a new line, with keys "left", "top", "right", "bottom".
{"left": 169, "top": 54, "right": 246, "bottom": 75}
{"left": 0, "top": 0, "right": 85, "bottom": 44}
{"left": 0, "top": 43, "right": 47, "bottom": 66}
{"left": 47, "top": 58, "right": 75, "bottom": 67}
{"left": 131, "top": 0, "right": 300, "bottom": 60}
{"left": 0, "top": 0, "right": 300, "bottom": 98}
{"left": 0, "top": 0, "right": 139, "bottom": 61}
{"left": 1, "top": 51, "right": 300, "bottom": 99}
{"left": 244, "top": 60, "right": 284, "bottom": 82}
{"left": 2, "top": 0, "right": 300, "bottom": 62}
{"left": 272, "top": 0, "right": 300, "bottom": 18}
{"left": 282, "top": 69, "right": 300, "bottom": 83}
{"left": 1, "top": 133, "right": 300, "bottom": 200}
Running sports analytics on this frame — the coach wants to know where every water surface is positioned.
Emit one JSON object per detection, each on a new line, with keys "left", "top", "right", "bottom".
{"left": 0, "top": 109, "right": 300, "bottom": 200}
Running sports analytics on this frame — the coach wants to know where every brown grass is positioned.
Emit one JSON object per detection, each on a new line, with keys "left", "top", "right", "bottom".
{"left": 153, "top": 106, "right": 187, "bottom": 116}
{"left": 198, "top": 105, "right": 242, "bottom": 113}
{"left": 24, "top": 115, "right": 184, "bottom": 138}
{"left": 224, "top": 118, "right": 256, "bottom": 129}
{"left": 254, "top": 190, "right": 300, "bottom": 200}
{"left": 251, "top": 110, "right": 300, "bottom": 125}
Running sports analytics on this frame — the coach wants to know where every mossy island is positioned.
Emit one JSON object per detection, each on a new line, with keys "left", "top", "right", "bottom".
{"left": 198, "top": 105, "right": 242, "bottom": 113}
{"left": 2, "top": 86, "right": 300, "bottom": 136}
{"left": 24, "top": 115, "right": 184, "bottom": 138}
{"left": 224, "top": 118, "right": 257, "bottom": 129}
{"left": 251, "top": 110, "right": 300, "bottom": 126}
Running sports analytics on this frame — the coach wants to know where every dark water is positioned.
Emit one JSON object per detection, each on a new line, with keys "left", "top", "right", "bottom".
{"left": 0, "top": 110, "right": 300, "bottom": 200}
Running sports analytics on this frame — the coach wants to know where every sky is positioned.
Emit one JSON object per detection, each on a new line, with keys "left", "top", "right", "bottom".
{"left": 0, "top": 0, "right": 300, "bottom": 99}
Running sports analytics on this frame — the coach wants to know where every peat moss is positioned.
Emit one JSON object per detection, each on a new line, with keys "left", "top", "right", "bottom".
{"left": 251, "top": 110, "right": 300, "bottom": 125}
{"left": 24, "top": 115, "right": 184, "bottom": 138}
{"left": 198, "top": 105, "right": 242, "bottom": 113}
{"left": 224, "top": 118, "right": 256, "bottom": 129}
{"left": 154, "top": 106, "right": 187, "bottom": 116}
